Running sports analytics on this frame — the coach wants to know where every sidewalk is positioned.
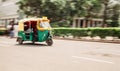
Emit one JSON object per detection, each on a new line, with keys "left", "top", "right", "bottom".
{"left": 53, "top": 36, "right": 120, "bottom": 44}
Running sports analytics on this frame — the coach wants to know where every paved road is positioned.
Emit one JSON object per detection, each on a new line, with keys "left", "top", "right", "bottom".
{"left": 0, "top": 36, "right": 120, "bottom": 71}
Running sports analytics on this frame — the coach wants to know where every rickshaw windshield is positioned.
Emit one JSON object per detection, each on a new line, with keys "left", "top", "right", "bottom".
{"left": 40, "top": 22, "right": 51, "bottom": 28}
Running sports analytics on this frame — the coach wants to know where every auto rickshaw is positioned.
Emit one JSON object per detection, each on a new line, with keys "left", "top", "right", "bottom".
{"left": 17, "top": 17, "right": 53, "bottom": 46}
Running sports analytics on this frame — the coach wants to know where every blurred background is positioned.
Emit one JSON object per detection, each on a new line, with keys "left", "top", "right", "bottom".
{"left": 0, "top": 0, "right": 120, "bottom": 38}
{"left": 0, "top": 0, "right": 120, "bottom": 27}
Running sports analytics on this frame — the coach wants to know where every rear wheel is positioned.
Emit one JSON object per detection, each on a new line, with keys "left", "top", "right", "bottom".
{"left": 46, "top": 39, "right": 53, "bottom": 46}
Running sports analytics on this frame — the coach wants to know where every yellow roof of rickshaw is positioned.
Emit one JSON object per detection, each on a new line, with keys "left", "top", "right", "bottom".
{"left": 19, "top": 17, "right": 49, "bottom": 22}
{"left": 19, "top": 18, "right": 42, "bottom": 22}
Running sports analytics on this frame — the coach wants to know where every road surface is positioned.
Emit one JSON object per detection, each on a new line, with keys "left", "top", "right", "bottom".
{"left": 0, "top": 36, "right": 120, "bottom": 71}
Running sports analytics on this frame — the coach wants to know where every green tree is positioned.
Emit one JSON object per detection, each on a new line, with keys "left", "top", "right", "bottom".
{"left": 99, "top": 0, "right": 120, "bottom": 27}
{"left": 17, "top": 0, "right": 70, "bottom": 27}
{"left": 110, "top": 4, "right": 120, "bottom": 27}
{"left": 17, "top": 0, "right": 120, "bottom": 27}
{"left": 71, "top": 0, "right": 102, "bottom": 18}
{"left": 99, "top": 0, "right": 110, "bottom": 27}
{"left": 17, "top": 0, "right": 43, "bottom": 17}
{"left": 41, "top": 0, "right": 64, "bottom": 22}
{"left": 17, "top": 0, "right": 75, "bottom": 27}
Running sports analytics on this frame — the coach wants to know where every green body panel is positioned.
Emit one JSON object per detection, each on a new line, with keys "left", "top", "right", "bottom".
{"left": 18, "top": 31, "right": 24, "bottom": 39}
{"left": 18, "top": 31, "right": 33, "bottom": 41}
{"left": 18, "top": 30, "right": 51, "bottom": 42}
{"left": 37, "top": 30, "right": 49, "bottom": 42}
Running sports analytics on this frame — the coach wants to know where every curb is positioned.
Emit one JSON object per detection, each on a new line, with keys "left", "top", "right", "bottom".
{"left": 53, "top": 37, "right": 120, "bottom": 44}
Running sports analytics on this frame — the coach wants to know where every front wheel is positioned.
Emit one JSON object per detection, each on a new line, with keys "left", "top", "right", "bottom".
{"left": 17, "top": 38, "right": 23, "bottom": 44}
{"left": 46, "top": 39, "right": 53, "bottom": 46}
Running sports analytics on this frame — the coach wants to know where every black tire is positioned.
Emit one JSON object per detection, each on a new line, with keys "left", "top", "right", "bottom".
{"left": 46, "top": 39, "right": 53, "bottom": 46}
{"left": 32, "top": 40, "right": 35, "bottom": 44}
{"left": 18, "top": 38, "right": 23, "bottom": 44}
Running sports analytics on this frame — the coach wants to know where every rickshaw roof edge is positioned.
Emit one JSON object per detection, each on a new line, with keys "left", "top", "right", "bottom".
{"left": 19, "top": 18, "right": 42, "bottom": 22}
